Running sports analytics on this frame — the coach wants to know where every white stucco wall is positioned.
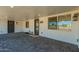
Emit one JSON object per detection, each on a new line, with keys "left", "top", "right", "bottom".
{"left": 73, "top": 21, "right": 79, "bottom": 47}
{"left": 20, "top": 9, "right": 79, "bottom": 46}
{"left": 21, "top": 19, "right": 34, "bottom": 34}
{"left": 29, "top": 19, "right": 34, "bottom": 34}
{"left": 21, "top": 19, "right": 34, "bottom": 33}
{"left": 0, "top": 19, "right": 28, "bottom": 34}
{"left": 0, "top": 18, "right": 34, "bottom": 34}
{"left": 22, "top": 21, "right": 29, "bottom": 32}
{"left": 0, "top": 9, "right": 79, "bottom": 47}
{"left": 39, "top": 16, "right": 77, "bottom": 45}
{"left": 38, "top": 10, "right": 79, "bottom": 46}
{"left": 0, "top": 16, "right": 7, "bottom": 34}
{"left": 15, "top": 20, "right": 24, "bottom": 32}
{"left": 22, "top": 14, "right": 78, "bottom": 45}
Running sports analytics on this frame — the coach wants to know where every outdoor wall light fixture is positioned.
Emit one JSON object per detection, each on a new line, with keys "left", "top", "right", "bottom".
{"left": 40, "top": 21, "right": 43, "bottom": 23}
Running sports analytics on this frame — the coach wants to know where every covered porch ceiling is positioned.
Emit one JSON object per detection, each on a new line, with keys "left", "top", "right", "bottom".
{"left": 0, "top": 6, "right": 78, "bottom": 20}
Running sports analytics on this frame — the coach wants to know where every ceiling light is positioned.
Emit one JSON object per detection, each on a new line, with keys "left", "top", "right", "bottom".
{"left": 10, "top": 6, "right": 14, "bottom": 8}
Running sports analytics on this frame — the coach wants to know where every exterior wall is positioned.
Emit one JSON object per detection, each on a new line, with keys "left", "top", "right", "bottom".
{"left": 29, "top": 19, "right": 34, "bottom": 34}
{"left": 39, "top": 16, "right": 77, "bottom": 45}
{"left": 15, "top": 20, "right": 24, "bottom": 32}
{"left": 0, "top": 19, "right": 24, "bottom": 34}
{"left": 21, "top": 19, "right": 34, "bottom": 34}
{"left": 38, "top": 10, "right": 79, "bottom": 46}
{"left": 0, "top": 17, "right": 34, "bottom": 34}
{"left": 23, "top": 15, "right": 78, "bottom": 46}
{"left": 22, "top": 21, "right": 29, "bottom": 32}
{"left": 73, "top": 21, "right": 79, "bottom": 47}
{"left": 0, "top": 9, "right": 79, "bottom": 47}
{"left": 39, "top": 17, "right": 48, "bottom": 37}
{"left": 20, "top": 9, "right": 79, "bottom": 46}
{"left": 0, "top": 16, "right": 7, "bottom": 34}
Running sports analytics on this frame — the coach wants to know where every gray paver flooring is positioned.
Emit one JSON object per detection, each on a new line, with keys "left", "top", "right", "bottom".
{"left": 0, "top": 32, "right": 79, "bottom": 52}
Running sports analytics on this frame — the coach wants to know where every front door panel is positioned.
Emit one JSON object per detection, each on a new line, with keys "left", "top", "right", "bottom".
{"left": 8, "top": 21, "right": 14, "bottom": 33}
{"left": 34, "top": 19, "right": 39, "bottom": 35}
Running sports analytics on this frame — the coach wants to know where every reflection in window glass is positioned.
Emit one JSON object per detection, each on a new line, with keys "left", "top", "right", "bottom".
{"left": 26, "top": 21, "right": 29, "bottom": 28}
{"left": 48, "top": 17, "right": 57, "bottom": 29}
{"left": 73, "top": 13, "right": 79, "bottom": 21}
{"left": 58, "top": 14, "right": 71, "bottom": 31}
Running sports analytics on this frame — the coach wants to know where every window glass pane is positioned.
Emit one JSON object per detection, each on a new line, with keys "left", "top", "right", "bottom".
{"left": 26, "top": 21, "right": 29, "bottom": 28}
{"left": 48, "top": 17, "right": 57, "bottom": 30}
{"left": 73, "top": 13, "right": 79, "bottom": 21}
{"left": 58, "top": 14, "right": 71, "bottom": 31}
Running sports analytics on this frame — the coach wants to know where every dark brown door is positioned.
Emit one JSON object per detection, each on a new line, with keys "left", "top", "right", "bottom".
{"left": 34, "top": 19, "right": 39, "bottom": 35}
{"left": 8, "top": 21, "right": 14, "bottom": 33}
